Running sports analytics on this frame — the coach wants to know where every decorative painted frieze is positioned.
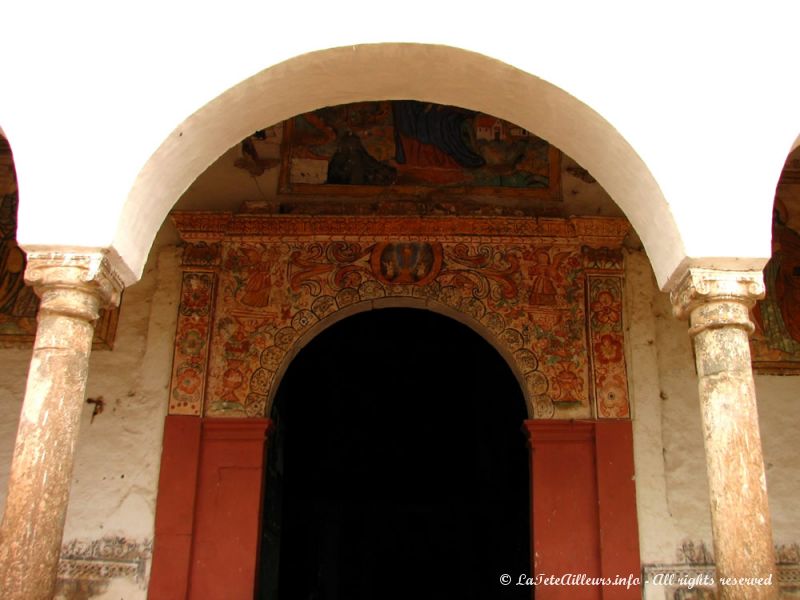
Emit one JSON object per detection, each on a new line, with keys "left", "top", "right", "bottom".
{"left": 170, "top": 214, "right": 631, "bottom": 419}
{"left": 56, "top": 537, "right": 152, "bottom": 596}
{"left": 586, "top": 275, "right": 629, "bottom": 418}
{"left": 168, "top": 270, "right": 216, "bottom": 415}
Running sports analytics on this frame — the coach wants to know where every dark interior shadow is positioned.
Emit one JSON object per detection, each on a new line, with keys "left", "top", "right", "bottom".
{"left": 260, "top": 308, "right": 530, "bottom": 600}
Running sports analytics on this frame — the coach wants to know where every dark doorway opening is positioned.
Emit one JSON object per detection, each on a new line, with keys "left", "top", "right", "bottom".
{"left": 259, "top": 308, "right": 530, "bottom": 599}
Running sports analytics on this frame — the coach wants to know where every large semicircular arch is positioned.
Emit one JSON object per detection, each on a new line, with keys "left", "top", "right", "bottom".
{"left": 115, "top": 43, "right": 681, "bottom": 287}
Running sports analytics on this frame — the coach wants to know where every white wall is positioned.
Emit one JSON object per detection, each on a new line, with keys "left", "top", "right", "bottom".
{"left": 0, "top": 244, "right": 181, "bottom": 599}
{"left": 627, "top": 248, "right": 800, "bottom": 598}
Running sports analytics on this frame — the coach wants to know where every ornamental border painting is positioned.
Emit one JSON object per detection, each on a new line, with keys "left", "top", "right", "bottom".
{"left": 169, "top": 213, "right": 630, "bottom": 421}
{"left": 278, "top": 101, "right": 561, "bottom": 202}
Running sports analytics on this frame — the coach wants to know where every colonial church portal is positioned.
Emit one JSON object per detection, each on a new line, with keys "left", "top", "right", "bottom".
{"left": 261, "top": 308, "right": 530, "bottom": 600}
{"left": 1, "top": 5, "right": 800, "bottom": 600}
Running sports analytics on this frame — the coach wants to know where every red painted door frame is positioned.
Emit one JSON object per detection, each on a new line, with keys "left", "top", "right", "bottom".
{"left": 149, "top": 418, "right": 639, "bottom": 598}
{"left": 523, "top": 419, "right": 641, "bottom": 599}
{"left": 149, "top": 417, "right": 273, "bottom": 600}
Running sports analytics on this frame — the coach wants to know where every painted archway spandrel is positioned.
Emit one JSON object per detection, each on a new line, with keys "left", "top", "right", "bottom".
{"left": 202, "top": 240, "right": 588, "bottom": 419}
{"left": 169, "top": 215, "right": 631, "bottom": 420}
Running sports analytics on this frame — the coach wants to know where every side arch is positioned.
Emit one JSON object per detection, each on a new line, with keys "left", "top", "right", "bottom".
{"left": 115, "top": 43, "right": 680, "bottom": 287}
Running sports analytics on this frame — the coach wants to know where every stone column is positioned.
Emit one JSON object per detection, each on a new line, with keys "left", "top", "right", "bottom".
{"left": 0, "top": 252, "right": 123, "bottom": 600}
{"left": 671, "top": 268, "right": 778, "bottom": 600}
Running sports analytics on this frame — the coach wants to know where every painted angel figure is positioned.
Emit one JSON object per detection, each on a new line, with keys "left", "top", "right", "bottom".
{"left": 239, "top": 246, "right": 277, "bottom": 308}
{"left": 527, "top": 248, "right": 571, "bottom": 306}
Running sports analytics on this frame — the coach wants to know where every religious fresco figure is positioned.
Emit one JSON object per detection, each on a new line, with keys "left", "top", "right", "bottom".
{"left": 0, "top": 194, "right": 38, "bottom": 322}
{"left": 392, "top": 100, "right": 485, "bottom": 169}
{"left": 773, "top": 223, "right": 800, "bottom": 342}
{"left": 751, "top": 199, "right": 800, "bottom": 368}
{"left": 527, "top": 248, "right": 571, "bottom": 306}
{"left": 372, "top": 242, "right": 441, "bottom": 286}
{"left": 327, "top": 131, "right": 396, "bottom": 185}
{"left": 283, "top": 100, "right": 557, "bottom": 193}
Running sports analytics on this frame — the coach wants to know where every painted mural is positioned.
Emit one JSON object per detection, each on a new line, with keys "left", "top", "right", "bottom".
{"left": 585, "top": 247, "right": 630, "bottom": 418}
{"left": 169, "top": 213, "right": 630, "bottom": 420}
{"left": 0, "top": 193, "right": 119, "bottom": 348}
{"left": 751, "top": 196, "right": 800, "bottom": 373}
{"left": 169, "top": 271, "right": 216, "bottom": 415}
{"left": 0, "top": 192, "right": 37, "bottom": 338}
{"left": 279, "top": 101, "right": 561, "bottom": 199}
{"left": 55, "top": 537, "right": 151, "bottom": 597}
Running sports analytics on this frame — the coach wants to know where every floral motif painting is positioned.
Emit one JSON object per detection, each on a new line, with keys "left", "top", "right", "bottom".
{"left": 169, "top": 272, "right": 215, "bottom": 415}
{"left": 169, "top": 214, "right": 630, "bottom": 420}
{"left": 210, "top": 240, "right": 587, "bottom": 419}
{"left": 587, "top": 276, "right": 629, "bottom": 417}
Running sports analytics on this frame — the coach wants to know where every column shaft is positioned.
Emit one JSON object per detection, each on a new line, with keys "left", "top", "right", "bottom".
{"left": 673, "top": 269, "right": 778, "bottom": 600}
{"left": 0, "top": 254, "right": 122, "bottom": 600}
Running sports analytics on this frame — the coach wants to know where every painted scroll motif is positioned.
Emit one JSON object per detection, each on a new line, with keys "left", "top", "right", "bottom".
{"left": 168, "top": 214, "right": 630, "bottom": 419}
{"left": 200, "top": 241, "right": 594, "bottom": 419}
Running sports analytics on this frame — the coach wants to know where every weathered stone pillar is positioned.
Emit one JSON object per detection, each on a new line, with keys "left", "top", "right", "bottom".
{"left": 671, "top": 268, "right": 778, "bottom": 600}
{"left": 0, "top": 252, "right": 123, "bottom": 600}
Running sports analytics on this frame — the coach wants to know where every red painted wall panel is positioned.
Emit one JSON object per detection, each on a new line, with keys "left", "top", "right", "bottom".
{"left": 149, "top": 415, "right": 203, "bottom": 599}
{"left": 524, "top": 420, "right": 641, "bottom": 598}
{"left": 595, "top": 420, "right": 641, "bottom": 599}
{"left": 151, "top": 417, "right": 639, "bottom": 599}
{"left": 526, "top": 421, "right": 602, "bottom": 600}
{"left": 188, "top": 419, "right": 271, "bottom": 600}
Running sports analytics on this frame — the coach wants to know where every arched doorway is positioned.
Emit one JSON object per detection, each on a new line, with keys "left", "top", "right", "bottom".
{"left": 260, "top": 308, "right": 530, "bottom": 599}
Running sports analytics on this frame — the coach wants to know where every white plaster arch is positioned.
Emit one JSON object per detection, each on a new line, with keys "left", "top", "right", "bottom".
{"left": 792, "top": 133, "right": 800, "bottom": 153}
{"left": 115, "top": 44, "right": 682, "bottom": 288}
{"left": 265, "top": 298, "right": 532, "bottom": 418}
{"left": 4, "top": 6, "right": 798, "bottom": 293}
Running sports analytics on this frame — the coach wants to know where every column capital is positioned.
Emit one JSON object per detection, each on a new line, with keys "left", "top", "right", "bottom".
{"left": 669, "top": 267, "right": 765, "bottom": 321}
{"left": 24, "top": 251, "right": 125, "bottom": 321}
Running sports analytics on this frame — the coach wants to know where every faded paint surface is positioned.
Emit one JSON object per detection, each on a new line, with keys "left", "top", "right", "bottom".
{"left": 168, "top": 214, "right": 631, "bottom": 421}
{"left": 626, "top": 250, "right": 686, "bottom": 564}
